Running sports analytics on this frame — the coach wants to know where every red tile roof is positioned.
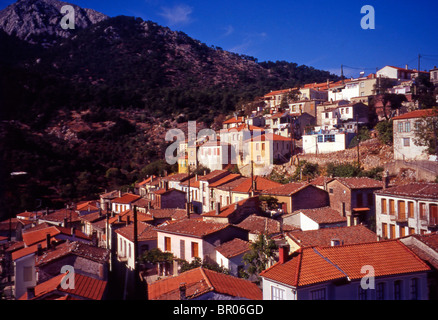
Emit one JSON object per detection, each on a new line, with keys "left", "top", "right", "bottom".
{"left": 19, "top": 272, "right": 107, "bottom": 300}
{"left": 197, "top": 170, "right": 230, "bottom": 182}
{"left": 156, "top": 218, "right": 232, "bottom": 238}
{"left": 231, "top": 176, "right": 282, "bottom": 194}
{"left": 202, "top": 197, "right": 259, "bottom": 218}
{"left": 294, "top": 206, "right": 347, "bottom": 224}
{"left": 148, "top": 267, "right": 262, "bottom": 300}
{"left": 375, "top": 182, "right": 438, "bottom": 200}
{"left": 261, "top": 182, "right": 310, "bottom": 196}
{"left": 286, "top": 225, "right": 377, "bottom": 248}
{"left": 112, "top": 193, "right": 141, "bottom": 204}
{"left": 392, "top": 108, "right": 436, "bottom": 120}
{"left": 208, "top": 174, "right": 241, "bottom": 188}
{"left": 332, "top": 177, "right": 383, "bottom": 189}
{"left": 223, "top": 116, "right": 245, "bottom": 124}
{"left": 39, "top": 209, "right": 81, "bottom": 224}
{"left": 115, "top": 221, "right": 157, "bottom": 242}
{"left": 36, "top": 241, "right": 109, "bottom": 266}
{"left": 261, "top": 240, "right": 430, "bottom": 287}
{"left": 147, "top": 208, "right": 187, "bottom": 219}
{"left": 215, "top": 238, "right": 250, "bottom": 258}
{"left": 22, "top": 226, "right": 61, "bottom": 246}
{"left": 237, "top": 215, "right": 281, "bottom": 235}
{"left": 245, "top": 133, "right": 292, "bottom": 142}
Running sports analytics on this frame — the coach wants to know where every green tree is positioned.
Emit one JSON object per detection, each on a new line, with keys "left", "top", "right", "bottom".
{"left": 374, "top": 120, "right": 393, "bottom": 145}
{"left": 242, "top": 234, "right": 277, "bottom": 280}
{"left": 413, "top": 107, "right": 438, "bottom": 157}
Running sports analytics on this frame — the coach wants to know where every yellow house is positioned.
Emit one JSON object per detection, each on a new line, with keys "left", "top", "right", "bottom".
{"left": 243, "top": 133, "right": 292, "bottom": 168}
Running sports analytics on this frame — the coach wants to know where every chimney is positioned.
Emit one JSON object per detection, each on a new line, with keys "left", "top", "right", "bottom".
{"left": 147, "top": 201, "right": 151, "bottom": 211}
{"left": 215, "top": 202, "right": 221, "bottom": 215}
{"left": 234, "top": 203, "right": 239, "bottom": 211}
{"left": 126, "top": 215, "right": 130, "bottom": 226}
{"left": 278, "top": 244, "right": 289, "bottom": 264}
{"left": 71, "top": 227, "right": 76, "bottom": 239}
{"left": 63, "top": 217, "right": 68, "bottom": 228}
{"left": 383, "top": 170, "right": 390, "bottom": 189}
{"left": 119, "top": 190, "right": 122, "bottom": 197}
{"left": 37, "top": 243, "right": 43, "bottom": 256}
{"left": 27, "top": 287, "right": 35, "bottom": 299}
{"left": 179, "top": 283, "right": 187, "bottom": 300}
{"left": 405, "top": 64, "right": 408, "bottom": 70}
{"left": 46, "top": 233, "right": 51, "bottom": 249}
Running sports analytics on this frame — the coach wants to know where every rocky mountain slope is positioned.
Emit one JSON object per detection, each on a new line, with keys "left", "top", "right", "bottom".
{"left": 0, "top": 0, "right": 107, "bottom": 45}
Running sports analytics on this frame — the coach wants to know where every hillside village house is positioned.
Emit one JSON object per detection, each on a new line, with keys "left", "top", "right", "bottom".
{"left": 377, "top": 65, "right": 429, "bottom": 81}
{"left": 326, "top": 177, "right": 383, "bottom": 228}
{"left": 115, "top": 221, "right": 157, "bottom": 270}
{"left": 328, "top": 75, "right": 377, "bottom": 102}
{"left": 148, "top": 267, "right": 262, "bottom": 300}
{"left": 229, "top": 176, "right": 281, "bottom": 204}
{"left": 302, "top": 130, "right": 356, "bottom": 154}
{"left": 431, "top": 66, "right": 438, "bottom": 86}
{"left": 282, "top": 206, "right": 347, "bottom": 231}
{"left": 197, "top": 138, "right": 233, "bottom": 172}
{"left": 198, "top": 170, "right": 231, "bottom": 213}
{"left": 111, "top": 194, "right": 141, "bottom": 214}
{"left": 392, "top": 109, "right": 435, "bottom": 161}
{"left": 260, "top": 182, "right": 329, "bottom": 214}
{"left": 213, "top": 176, "right": 247, "bottom": 208}
{"left": 215, "top": 238, "right": 250, "bottom": 277}
{"left": 156, "top": 219, "right": 248, "bottom": 276}
{"left": 261, "top": 240, "right": 431, "bottom": 300}
{"left": 242, "top": 133, "right": 292, "bottom": 174}
{"left": 202, "top": 197, "right": 261, "bottom": 225}
{"left": 375, "top": 183, "right": 438, "bottom": 239}
{"left": 284, "top": 225, "right": 377, "bottom": 252}
{"left": 237, "top": 214, "right": 282, "bottom": 242}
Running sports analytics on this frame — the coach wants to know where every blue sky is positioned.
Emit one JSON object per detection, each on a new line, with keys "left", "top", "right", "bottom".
{"left": 2, "top": 0, "right": 438, "bottom": 77}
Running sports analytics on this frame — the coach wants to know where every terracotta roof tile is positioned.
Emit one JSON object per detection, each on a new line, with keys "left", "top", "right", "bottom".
{"left": 375, "top": 182, "right": 438, "bottom": 200}
{"left": 197, "top": 170, "right": 230, "bottom": 182}
{"left": 202, "top": 197, "right": 259, "bottom": 218}
{"left": 148, "top": 267, "right": 261, "bottom": 300}
{"left": 112, "top": 193, "right": 141, "bottom": 204}
{"left": 286, "top": 225, "right": 377, "bottom": 248}
{"left": 215, "top": 238, "right": 250, "bottom": 258}
{"left": 237, "top": 215, "right": 281, "bottom": 235}
{"left": 333, "top": 177, "right": 383, "bottom": 189}
{"left": 19, "top": 273, "right": 107, "bottom": 300}
{"left": 208, "top": 174, "right": 241, "bottom": 188}
{"left": 115, "top": 221, "right": 157, "bottom": 242}
{"left": 261, "top": 182, "right": 309, "bottom": 196}
{"left": 261, "top": 240, "right": 430, "bottom": 287}
{"left": 232, "top": 176, "right": 282, "bottom": 194}
{"left": 294, "top": 207, "right": 347, "bottom": 224}
{"left": 156, "top": 218, "right": 232, "bottom": 238}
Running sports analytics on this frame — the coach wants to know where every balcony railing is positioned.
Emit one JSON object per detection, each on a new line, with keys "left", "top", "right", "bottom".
{"left": 420, "top": 217, "right": 438, "bottom": 227}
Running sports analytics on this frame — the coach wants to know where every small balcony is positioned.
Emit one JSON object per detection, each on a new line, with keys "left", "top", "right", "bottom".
{"left": 390, "top": 214, "right": 408, "bottom": 224}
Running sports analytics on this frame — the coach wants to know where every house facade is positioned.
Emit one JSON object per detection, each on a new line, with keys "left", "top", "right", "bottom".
{"left": 392, "top": 109, "right": 435, "bottom": 161}
{"left": 375, "top": 183, "right": 438, "bottom": 239}
{"left": 326, "top": 177, "right": 383, "bottom": 229}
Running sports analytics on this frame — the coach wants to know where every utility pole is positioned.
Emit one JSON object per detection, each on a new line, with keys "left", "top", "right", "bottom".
{"left": 356, "top": 115, "right": 360, "bottom": 168}
{"left": 133, "top": 205, "right": 140, "bottom": 298}
{"left": 187, "top": 163, "right": 191, "bottom": 219}
{"left": 341, "top": 64, "right": 344, "bottom": 84}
